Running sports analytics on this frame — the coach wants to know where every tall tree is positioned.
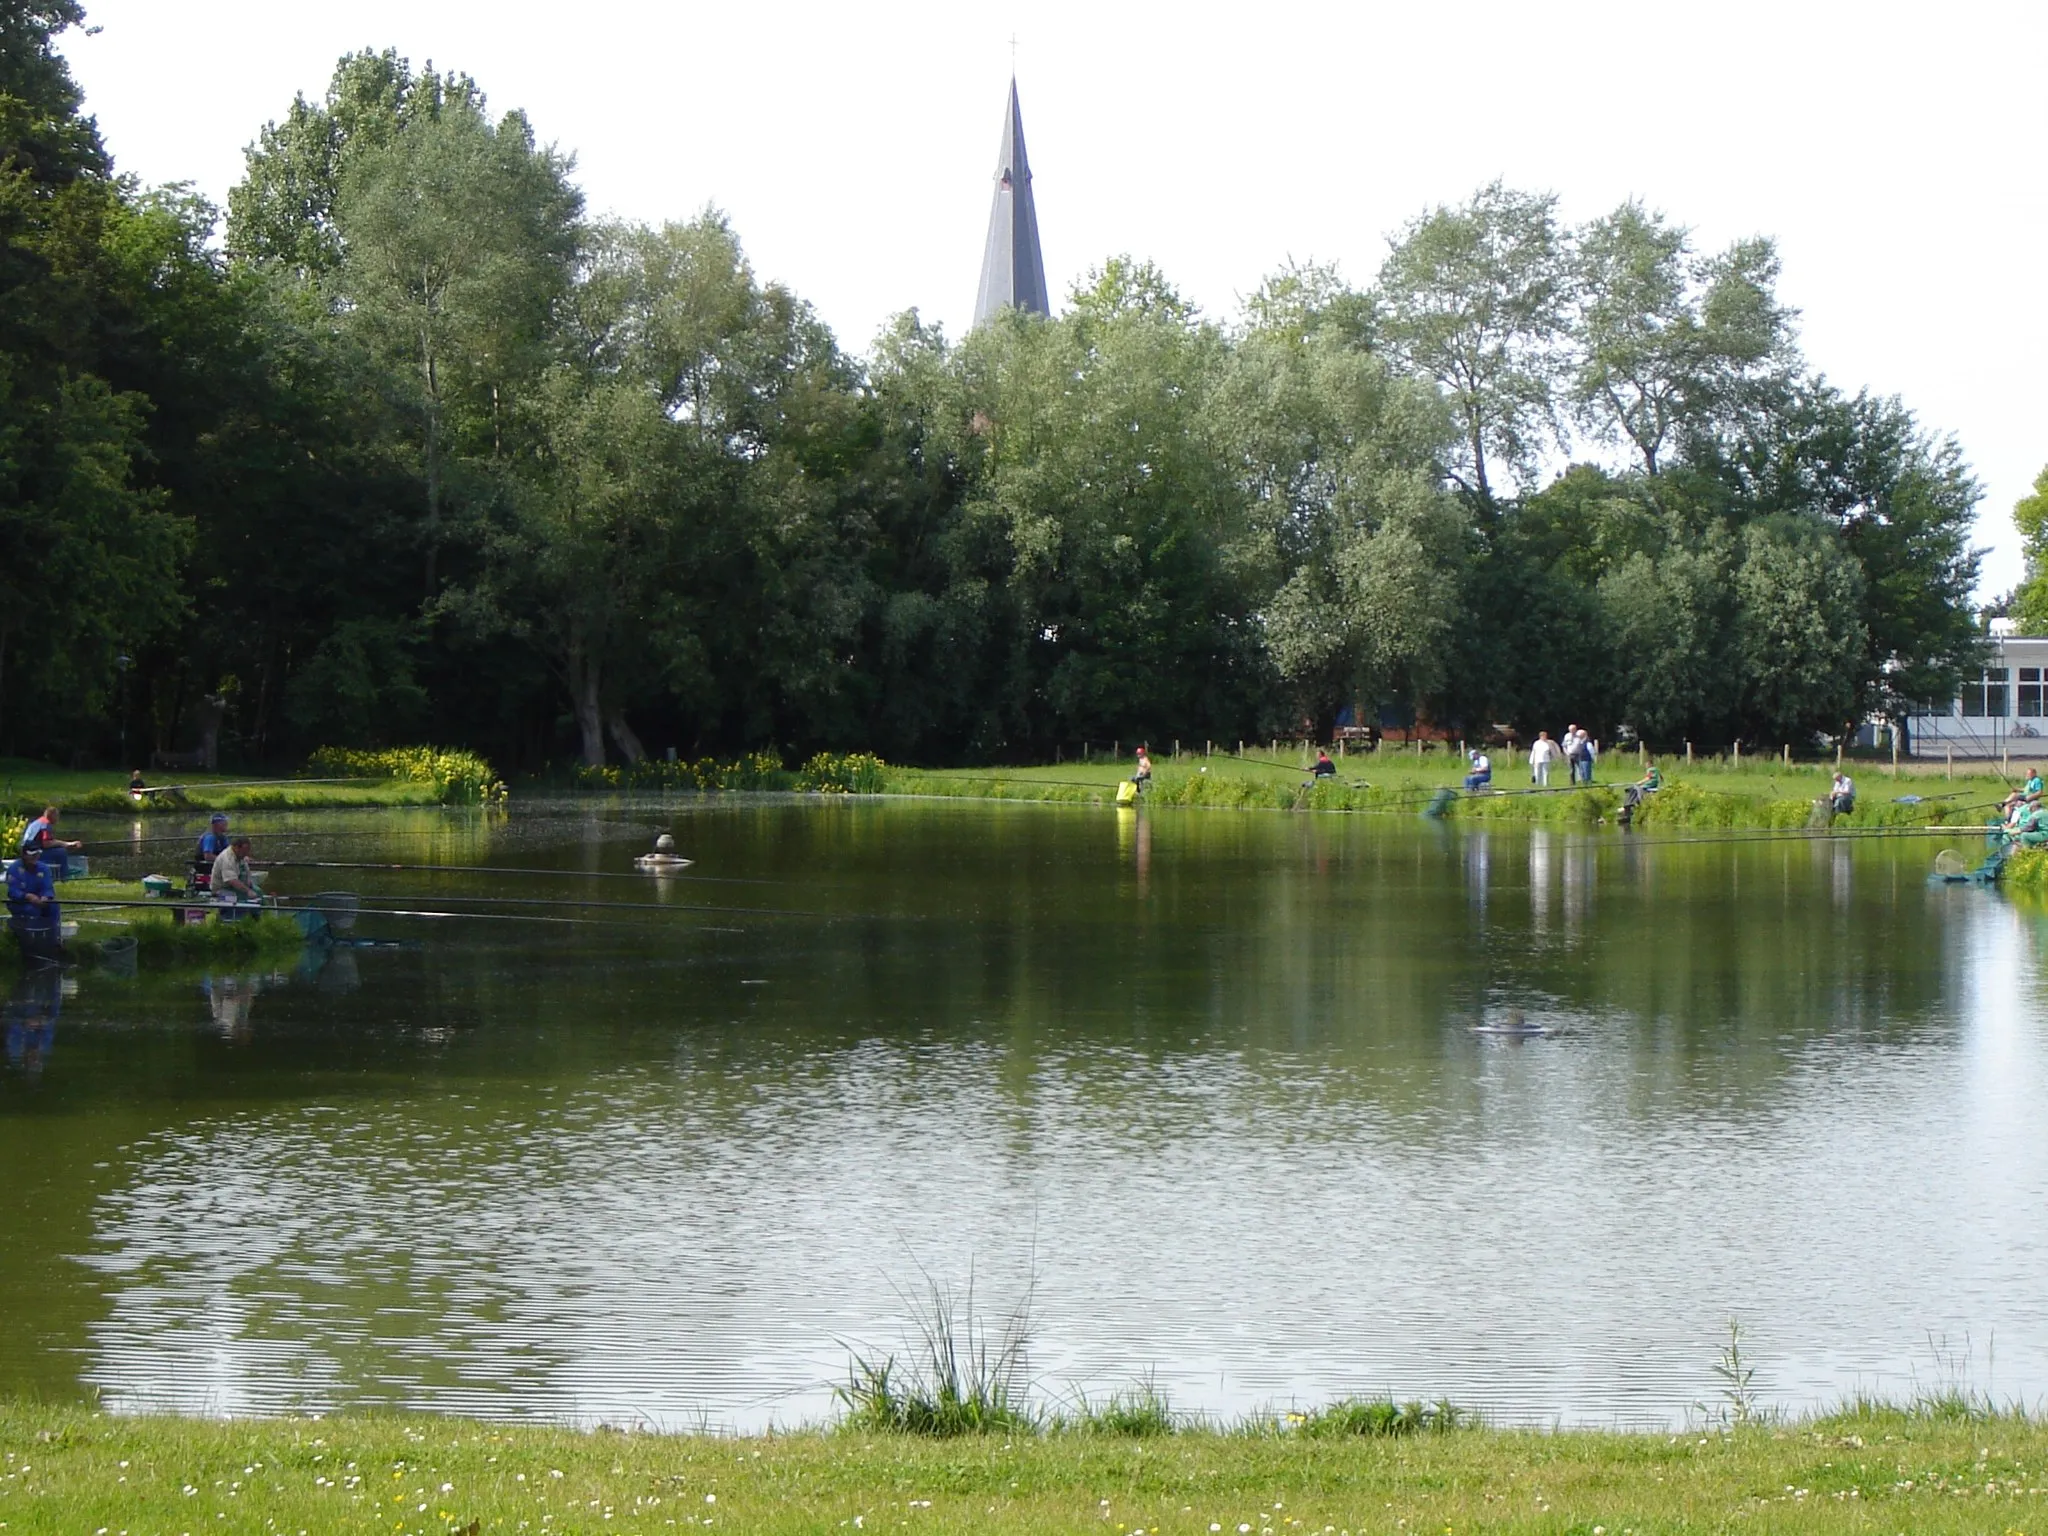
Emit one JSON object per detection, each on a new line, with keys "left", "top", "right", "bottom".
{"left": 2011, "top": 466, "right": 2048, "bottom": 634}
{"left": 1571, "top": 203, "right": 1795, "bottom": 475}
{"left": 0, "top": 0, "right": 190, "bottom": 746}
{"left": 329, "top": 81, "right": 581, "bottom": 594}
{"left": 1375, "top": 182, "right": 1570, "bottom": 507}
{"left": 1222, "top": 269, "right": 1463, "bottom": 733}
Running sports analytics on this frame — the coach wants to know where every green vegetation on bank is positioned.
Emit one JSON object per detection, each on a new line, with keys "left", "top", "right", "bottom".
{"left": 887, "top": 751, "right": 2016, "bottom": 832}
{"left": 2005, "top": 847, "right": 2048, "bottom": 896}
{"left": 3, "top": 876, "right": 305, "bottom": 969}
{"left": 0, "top": 747, "right": 502, "bottom": 820}
{"left": 3, "top": 1403, "right": 2045, "bottom": 1534}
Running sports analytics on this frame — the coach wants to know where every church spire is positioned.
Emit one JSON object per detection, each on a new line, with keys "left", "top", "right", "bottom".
{"left": 973, "top": 77, "right": 1049, "bottom": 326}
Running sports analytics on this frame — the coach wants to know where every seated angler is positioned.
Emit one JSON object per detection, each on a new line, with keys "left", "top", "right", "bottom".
{"left": 192, "top": 812, "right": 230, "bottom": 892}
{"left": 1829, "top": 769, "right": 1856, "bottom": 816}
{"left": 20, "top": 805, "right": 82, "bottom": 881}
{"left": 5, "top": 844, "right": 59, "bottom": 950}
{"left": 1310, "top": 748, "right": 1337, "bottom": 780}
{"left": 1619, "top": 760, "right": 1663, "bottom": 824}
{"left": 1463, "top": 749, "right": 1492, "bottom": 792}
{"left": 211, "top": 835, "right": 261, "bottom": 914}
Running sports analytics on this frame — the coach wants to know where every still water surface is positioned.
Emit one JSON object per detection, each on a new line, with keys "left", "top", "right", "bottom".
{"left": 1, "top": 798, "right": 2044, "bottom": 1428}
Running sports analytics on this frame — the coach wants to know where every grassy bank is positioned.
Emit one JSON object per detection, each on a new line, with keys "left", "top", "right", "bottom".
{"left": 0, "top": 747, "right": 504, "bottom": 820}
{"left": 888, "top": 751, "right": 2017, "bottom": 832}
{"left": 2, "top": 1402, "right": 2043, "bottom": 1534}
{"left": 1, "top": 876, "right": 306, "bottom": 969}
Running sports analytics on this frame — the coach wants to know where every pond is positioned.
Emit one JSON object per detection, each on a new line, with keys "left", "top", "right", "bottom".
{"left": 1, "top": 797, "right": 2042, "bottom": 1430}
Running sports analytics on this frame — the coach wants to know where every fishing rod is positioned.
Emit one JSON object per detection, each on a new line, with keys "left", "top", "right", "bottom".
{"left": 330, "top": 890, "right": 834, "bottom": 920}
{"left": 58, "top": 896, "right": 619, "bottom": 928}
{"left": 212, "top": 858, "right": 783, "bottom": 887}
{"left": 82, "top": 828, "right": 510, "bottom": 851}
{"left": 125, "top": 776, "right": 386, "bottom": 797}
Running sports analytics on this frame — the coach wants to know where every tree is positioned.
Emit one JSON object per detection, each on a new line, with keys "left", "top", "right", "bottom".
{"left": 329, "top": 82, "right": 581, "bottom": 594}
{"left": 1571, "top": 203, "right": 1795, "bottom": 475}
{"left": 226, "top": 49, "right": 445, "bottom": 279}
{"left": 1733, "top": 516, "right": 1867, "bottom": 742}
{"left": 0, "top": 1, "right": 190, "bottom": 747}
{"left": 1375, "top": 182, "right": 1570, "bottom": 507}
{"left": 1222, "top": 269, "right": 1463, "bottom": 733}
{"left": 1719, "top": 382, "right": 1982, "bottom": 724}
{"left": 2011, "top": 467, "right": 2048, "bottom": 634}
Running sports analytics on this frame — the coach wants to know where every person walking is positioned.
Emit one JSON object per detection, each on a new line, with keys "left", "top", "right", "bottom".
{"left": 1529, "top": 731, "right": 1560, "bottom": 787}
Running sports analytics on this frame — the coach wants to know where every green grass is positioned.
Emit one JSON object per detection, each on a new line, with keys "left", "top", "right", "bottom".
{"left": 0, "top": 759, "right": 453, "bottom": 819}
{"left": 887, "top": 749, "right": 2018, "bottom": 832}
{"left": 11, "top": 876, "right": 307, "bottom": 969}
{"left": 3, "top": 1401, "right": 2046, "bottom": 1534}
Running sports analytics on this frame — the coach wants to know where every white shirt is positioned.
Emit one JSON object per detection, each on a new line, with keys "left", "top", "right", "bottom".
{"left": 1471, "top": 753, "right": 1491, "bottom": 773}
{"left": 212, "top": 846, "right": 254, "bottom": 894}
{"left": 1529, "top": 739, "right": 1559, "bottom": 766}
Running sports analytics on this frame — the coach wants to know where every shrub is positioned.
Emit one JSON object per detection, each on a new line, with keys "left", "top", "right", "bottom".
{"left": 1293, "top": 1397, "right": 1469, "bottom": 1438}
{"left": 798, "top": 752, "right": 887, "bottom": 794}
{"left": 567, "top": 752, "right": 796, "bottom": 793}
{"left": 305, "top": 747, "right": 507, "bottom": 804}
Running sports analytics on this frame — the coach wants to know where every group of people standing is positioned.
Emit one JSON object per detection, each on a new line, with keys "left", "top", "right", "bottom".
{"left": 1525, "top": 726, "right": 1598, "bottom": 787}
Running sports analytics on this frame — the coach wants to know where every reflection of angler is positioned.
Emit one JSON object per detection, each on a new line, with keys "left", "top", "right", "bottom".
{"left": 201, "top": 973, "right": 263, "bottom": 1039}
{"left": 3, "top": 967, "right": 62, "bottom": 1077}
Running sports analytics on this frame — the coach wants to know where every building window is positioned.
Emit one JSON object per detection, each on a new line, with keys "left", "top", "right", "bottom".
{"left": 2022, "top": 668, "right": 2044, "bottom": 718}
{"left": 1962, "top": 667, "right": 2011, "bottom": 717}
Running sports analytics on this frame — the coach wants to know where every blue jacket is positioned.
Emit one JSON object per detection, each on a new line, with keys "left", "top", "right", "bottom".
{"left": 6, "top": 859, "right": 54, "bottom": 908}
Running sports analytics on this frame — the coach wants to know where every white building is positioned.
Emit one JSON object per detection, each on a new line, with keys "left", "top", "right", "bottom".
{"left": 1907, "top": 625, "right": 2048, "bottom": 757}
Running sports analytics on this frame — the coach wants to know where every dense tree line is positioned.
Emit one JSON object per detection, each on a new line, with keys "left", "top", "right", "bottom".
{"left": 0, "top": 7, "right": 1988, "bottom": 769}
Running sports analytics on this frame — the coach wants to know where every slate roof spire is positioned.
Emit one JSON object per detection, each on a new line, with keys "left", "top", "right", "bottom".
{"left": 973, "top": 77, "right": 1049, "bottom": 326}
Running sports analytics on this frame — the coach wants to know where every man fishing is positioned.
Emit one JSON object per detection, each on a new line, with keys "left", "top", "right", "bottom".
{"left": 1132, "top": 745, "right": 1153, "bottom": 794}
{"left": 192, "top": 812, "right": 230, "bottom": 892}
{"left": 1463, "top": 749, "right": 1492, "bottom": 791}
{"left": 1829, "top": 769, "right": 1856, "bottom": 816}
{"left": 1619, "top": 760, "right": 1662, "bottom": 825}
{"left": 5, "top": 844, "right": 59, "bottom": 949}
{"left": 20, "top": 805, "right": 82, "bottom": 880}
{"left": 1310, "top": 749, "right": 1337, "bottom": 780}
{"left": 211, "top": 835, "right": 261, "bottom": 914}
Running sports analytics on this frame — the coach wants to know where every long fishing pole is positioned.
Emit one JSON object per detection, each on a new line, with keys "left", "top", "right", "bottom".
{"left": 126, "top": 776, "right": 386, "bottom": 797}
{"left": 329, "top": 891, "right": 834, "bottom": 919}
{"left": 59, "top": 896, "right": 611, "bottom": 927}
{"left": 224, "top": 858, "right": 783, "bottom": 887}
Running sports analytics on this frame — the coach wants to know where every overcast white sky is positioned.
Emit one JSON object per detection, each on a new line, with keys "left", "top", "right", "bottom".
{"left": 63, "top": 1, "right": 2046, "bottom": 592}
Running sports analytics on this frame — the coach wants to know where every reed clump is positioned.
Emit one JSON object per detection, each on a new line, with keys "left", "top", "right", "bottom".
{"left": 835, "top": 1277, "right": 1038, "bottom": 1437}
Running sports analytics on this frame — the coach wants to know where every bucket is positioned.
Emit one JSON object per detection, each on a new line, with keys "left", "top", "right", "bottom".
{"left": 1115, "top": 780, "right": 1138, "bottom": 806}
